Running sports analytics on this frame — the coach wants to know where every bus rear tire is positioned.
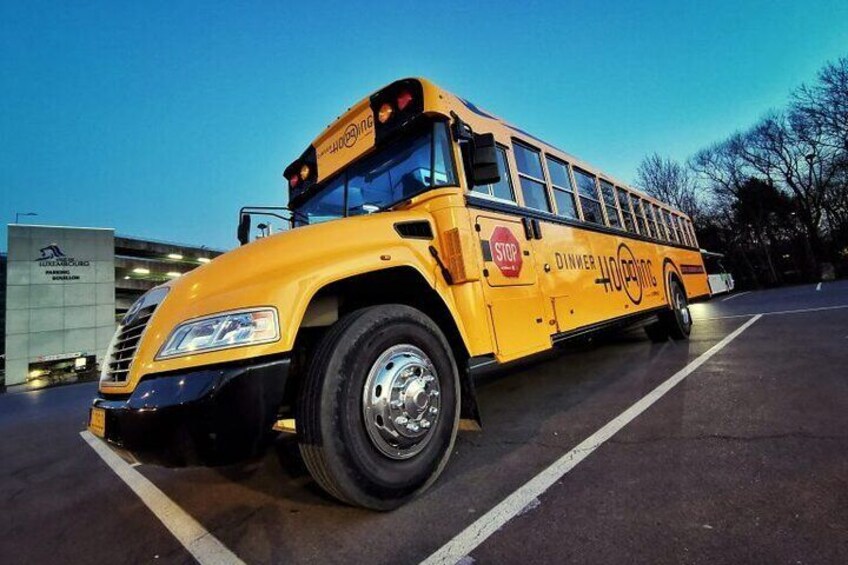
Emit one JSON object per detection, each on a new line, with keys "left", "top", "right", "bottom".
{"left": 660, "top": 279, "right": 692, "bottom": 341}
{"left": 297, "top": 304, "right": 460, "bottom": 510}
{"left": 646, "top": 279, "right": 692, "bottom": 342}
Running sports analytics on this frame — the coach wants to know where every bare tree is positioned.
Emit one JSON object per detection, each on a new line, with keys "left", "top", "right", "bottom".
{"left": 792, "top": 57, "right": 848, "bottom": 153}
{"left": 690, "top": 135, "right": 749, "bottom": 206}
{"left": 792, "top": 57, "right": 848, "bottom": 241}
{"left": 635, "top": 153, "right": 700, "bottom": 219}
{"left": 733, "top": 111, "right": 841, "bottom": 268}
{"left": 642, "top": 55, "right": 848, "bottom": 284}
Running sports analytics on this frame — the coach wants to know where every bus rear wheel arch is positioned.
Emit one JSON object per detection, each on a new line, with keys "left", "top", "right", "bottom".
{"left": 646, "top": 274, "right": 692, "bottom": 342}
{"left": 296, "top": 304, "right": 460, "bottom": 510}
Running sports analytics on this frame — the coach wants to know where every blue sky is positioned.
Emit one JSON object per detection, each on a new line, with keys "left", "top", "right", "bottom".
{"left": 2, "top": 0, "right": 847, "bottom": 251}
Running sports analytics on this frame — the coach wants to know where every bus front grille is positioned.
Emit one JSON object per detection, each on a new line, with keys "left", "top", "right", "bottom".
{"left": 102, "top": 305, "right": 157, "bottom": 385}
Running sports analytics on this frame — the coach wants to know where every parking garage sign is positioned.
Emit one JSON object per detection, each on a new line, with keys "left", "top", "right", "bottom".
{"left": 35, "top": 242, "right": 93, "bottom": 283}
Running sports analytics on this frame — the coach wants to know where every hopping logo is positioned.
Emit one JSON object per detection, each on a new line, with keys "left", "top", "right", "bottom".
{"left": 37, "top": 244, "right": 67, "bottom": 261}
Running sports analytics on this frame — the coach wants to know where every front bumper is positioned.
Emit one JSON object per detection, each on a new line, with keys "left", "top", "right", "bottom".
{"left": 90, "top": 356, "right": 291, "bottom": 466}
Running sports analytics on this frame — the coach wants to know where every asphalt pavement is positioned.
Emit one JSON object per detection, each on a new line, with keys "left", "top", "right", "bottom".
{"left": 2, "top": 281, "right": 846, "bottom": 564}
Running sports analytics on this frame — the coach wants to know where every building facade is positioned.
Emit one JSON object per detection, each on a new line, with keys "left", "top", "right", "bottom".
{"left": 3, "top": 224, "right": 224, "bottom": 389}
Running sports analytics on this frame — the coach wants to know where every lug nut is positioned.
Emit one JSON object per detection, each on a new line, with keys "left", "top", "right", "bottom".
{"left": 406, "top": 422, "right": 420, "bottom": 433}
{"left": 390, "top": 399, "right": 403, "bottom": 408}
{"left": 429, "top": 406, "right": 438, "bottom": 415}
{"left": 423, "top": 375, "right": 435, "bottom": 383}
{"left": 420, "top": 419, "right": 431, "bottom": 429}
{"left": 430, "top": 390, "right": 440, "bottom": 398}
{"left": 395, "top": 416, "right": 408, "bottom": 426}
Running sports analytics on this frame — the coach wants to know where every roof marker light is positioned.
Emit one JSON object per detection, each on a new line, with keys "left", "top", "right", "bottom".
{"left": 396, "top": 90, "right": 413, "bottom": 111}
{"left": 378, "top": 103, "right": 394, "bottom": 123}
{"left": 299, "top": 164, "right": 310, "bottom": 180}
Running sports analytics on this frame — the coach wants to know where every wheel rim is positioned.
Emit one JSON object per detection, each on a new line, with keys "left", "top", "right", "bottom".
{"left": 674, "top": 286, "right": 691, "bottom": 328}
{"left": 362, "top": 344, "right": 441, "bottom": 460}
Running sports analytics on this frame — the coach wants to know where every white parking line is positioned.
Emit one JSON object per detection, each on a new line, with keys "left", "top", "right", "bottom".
{"left": 693, "top": 303, "right": 848, "bottom": 321}
{"left": 722, "top": 291, "right": 750, "bottom": 302}
{"left": 80, "top": 431, "right": 244, "bottom": 565}
{"left": 420, "top": 315, "right": 762, "bottom": 565}
{"left": 816, "top": 282, "right": 822, "bottom": 291}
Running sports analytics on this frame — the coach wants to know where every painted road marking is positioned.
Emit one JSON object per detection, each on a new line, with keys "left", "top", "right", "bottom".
{"left": 693, "top": 303, "right": 848, "bottom": 321}
{"left": 816, "top": 282, "right": 822, "bottom": 291}
{"left": 722, "top": 291, "right": 750, "bottom": 302}
{"left": 80, "top": 431, "right": 244, "bottom": 565}
{"left": 420, "top": 315, "right": 762, "bottom": 565}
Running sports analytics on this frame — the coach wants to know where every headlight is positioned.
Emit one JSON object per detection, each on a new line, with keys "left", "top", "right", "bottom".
{"left": 156, "top": 308, "right": 279, "bottom": 359}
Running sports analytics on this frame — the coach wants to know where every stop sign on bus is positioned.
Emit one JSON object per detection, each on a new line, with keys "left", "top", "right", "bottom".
{"left": 490, "top": 226, "right": 523, "bottom": 278}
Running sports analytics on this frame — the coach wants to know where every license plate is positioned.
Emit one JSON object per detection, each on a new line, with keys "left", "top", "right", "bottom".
{"left": 88, "top": 407, "right": 106, "bottom": 438}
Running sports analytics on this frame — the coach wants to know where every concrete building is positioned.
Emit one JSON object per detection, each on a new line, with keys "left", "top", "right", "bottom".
{"left": 3, "top": 224, "right": 224, "bottom": 390}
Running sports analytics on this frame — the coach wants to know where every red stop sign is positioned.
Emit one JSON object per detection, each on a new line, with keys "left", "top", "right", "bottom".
{"left": 490, "top": 226, "right": 523, "bottom": 278}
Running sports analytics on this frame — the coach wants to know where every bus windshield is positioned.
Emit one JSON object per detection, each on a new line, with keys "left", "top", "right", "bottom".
{"left": 292, "top": 121, "right": 457, "bottom": 227}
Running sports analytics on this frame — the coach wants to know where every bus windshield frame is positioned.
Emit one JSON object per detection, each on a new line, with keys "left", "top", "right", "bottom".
{"left": 292, "top": 119, "right": 458, "bottom": 227}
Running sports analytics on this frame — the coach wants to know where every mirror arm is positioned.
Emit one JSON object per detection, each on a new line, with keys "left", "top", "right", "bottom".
{"left": 450, "top": 112, "right": 477, "bottom": 188}
{"left": 239, "top": 206, "right": 293, "bottom": 224}
{"left": 450, "top": 111, "right": 474, "bottom": 143}
{"left": 237, "top": 206, "right": 301, "bottom": 245}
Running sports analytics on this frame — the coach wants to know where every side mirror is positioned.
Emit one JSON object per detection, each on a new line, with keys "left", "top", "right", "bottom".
{"left": 471, "top": 133, "right": 500, "bottom": 186}
{"left": 237, "top": 213, "right": 251, "bottom": 245}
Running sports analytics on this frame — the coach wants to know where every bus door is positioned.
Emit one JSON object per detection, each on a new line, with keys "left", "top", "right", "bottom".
{"left": 474, "top": 214, "right": 550, "bottom": 361}
{"left": 529, "top": 220, "right": 587, "bottom": 334}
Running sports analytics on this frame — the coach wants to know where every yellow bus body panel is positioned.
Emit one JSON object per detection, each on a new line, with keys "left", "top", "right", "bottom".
{"left": 103, "top": 197, "right": 494, "bottom": 395}
{"left": 100, "top": 76, "right": 710, "bottom": 394}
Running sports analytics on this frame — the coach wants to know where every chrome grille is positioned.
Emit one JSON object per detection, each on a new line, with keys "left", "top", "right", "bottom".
{"left": 102, "top": 306, "right": 156, "bottom": 384}
{"left": 101, "top": 287, "right": 169, "bottom": 386}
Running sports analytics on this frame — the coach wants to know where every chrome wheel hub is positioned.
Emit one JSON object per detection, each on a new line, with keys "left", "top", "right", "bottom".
{"left": 362, "top": 344, "right": 441, "bottom": 460}
{"left": 675, "top": 289, "right": 691, "bottom": 327}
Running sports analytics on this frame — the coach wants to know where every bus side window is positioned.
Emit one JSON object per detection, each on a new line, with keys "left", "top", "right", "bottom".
{"left": 573, "top": 168, "right": 605, "bottom": 225}
{"left": 639, "top": 198, "right": 654, "bottom": 238}
{"left": 678, "top": 216, "right": 691, "bottom": 246}
{"left": 630, "top": 194, "right": 647, "bottom": 235}
{"left": 513, "top": 141, "right": 552, "bottom": 212}
{"left": 616, "top": 187, "right": 636, "bottom": 232}
{"left": 650, "top": 203, "right": 666, "bottom": 240}
{"left": 473, "top": 145, "right": 515, "bottom": 202}
{"left": 687, "top": 220, "right": 699, "bottom": 248}
{"left": 663, "top": 210, "right": 680, "bottom": 243}
{"left": 600, "top": 180, "right": 622, "bottom": 229}
{"left": 545, "top": 156, "right": 578, "bottom": 220}
{"left": 659, "top": 208, "right": 674, "bottom": 243}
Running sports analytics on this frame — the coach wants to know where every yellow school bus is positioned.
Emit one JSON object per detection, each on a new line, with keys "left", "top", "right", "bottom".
{"left": 89, "top": 78, "right": 709, "bottom": 510}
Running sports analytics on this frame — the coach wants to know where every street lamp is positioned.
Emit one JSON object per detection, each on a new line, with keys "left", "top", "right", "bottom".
{"left": 14, "top": 212, "right": 37, "bottom": 223}
{"left": 805, "top": 153, "right": 818, "bottom": 188}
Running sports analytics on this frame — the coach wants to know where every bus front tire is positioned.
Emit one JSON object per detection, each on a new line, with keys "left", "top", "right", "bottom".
{"left": 297, "top": 304, "right": 460, "bottom": 510}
